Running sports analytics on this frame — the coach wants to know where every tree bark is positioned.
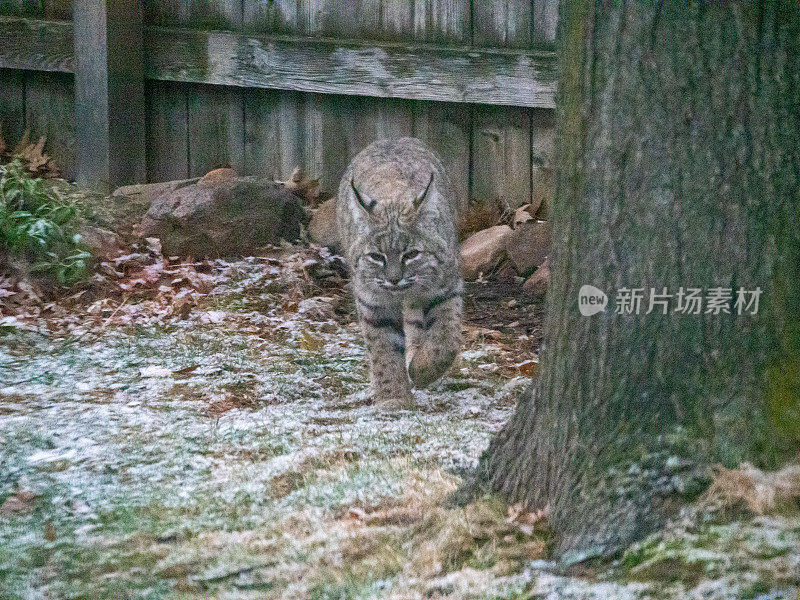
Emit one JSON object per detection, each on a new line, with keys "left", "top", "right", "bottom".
{"left": 478, "top": 1, "right": 800, "bottom": 556}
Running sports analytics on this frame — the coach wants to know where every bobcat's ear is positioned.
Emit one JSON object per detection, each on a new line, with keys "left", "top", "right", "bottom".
{"left": 412, "top": 173, "right": 435, "bottom": 211}
{"left": 351, "top": 178, "right": 376, "bottom": 214}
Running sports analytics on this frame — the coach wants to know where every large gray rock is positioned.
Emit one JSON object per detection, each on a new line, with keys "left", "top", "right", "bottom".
{"left": 460, "top": 225, "right": 512, "bottom": 280}
{"left": 504, "top": 220, "right": 551, "bottom": 277}
{"left": 141, "top": 176, "right": 307, "bottom": 257}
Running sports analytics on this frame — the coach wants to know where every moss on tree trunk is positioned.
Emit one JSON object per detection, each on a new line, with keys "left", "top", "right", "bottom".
{"left": 477, "top": 0, "right": 800, "bottom": 556}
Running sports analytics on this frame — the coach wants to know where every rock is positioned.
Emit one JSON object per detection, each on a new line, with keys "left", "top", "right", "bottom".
{"left": 199, "top": 168, "right": 238, "bottom": 185}
{"left": 77, "top": 225, "right": 123, "bottom": 260}
{"left": 281, "top": 167, "right": 320, "bottom": 204}
{"left": 523, "top": 257, "right": 550, "bottom": 297}
{"left": 141, "top": 176, "right": 307, "bottom": 257}
{"left": 113, "top": 178, "right": 199, "bottom": 206}
{"left": 106, "top": 179, "right": 200, "bottom": 239}
{"left": 308, "top": 197, "right": 339, "bottom": 250}
{"left": 460, "top": 225, "right": 512, "bottom": 280}
{"left": 505, "top": 220, "right": 551, "bottom": 277}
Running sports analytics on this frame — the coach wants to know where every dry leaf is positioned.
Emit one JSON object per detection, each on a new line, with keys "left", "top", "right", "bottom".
{"left": 300, "top": 331, "right": 324, "bottom": 351}
{"left": 513, "top": 204, "right": 535, "bottom": 228}
{"left": 13, "top": 129, "right": 30, "bottom": 154}
{"left": 514, "top": 359, "right": 539, "bottom": 377}
{"left": 199, "top": 310, "right": 226, "bottom": 324}
{"left": 14, "top": 133, "right": 59, "bottom": 177}
{"left": 348, "top": 507, "right": 367, "bottom": 521}
{"left": 0, "top": 491, "right": 37, "bottom": 517}
{"left": 44, "top": 520, "right": 57, "bottom": 542}
{"left": 139, "top": 365, "right": 173, "bottom": 378}
{"left": 701, "top": 463, "right": 800, "bottom": 514}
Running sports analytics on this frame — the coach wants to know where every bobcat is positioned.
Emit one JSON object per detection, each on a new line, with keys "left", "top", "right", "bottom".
{"left": 337, "top": 138, "right": 463, "bottom": 408}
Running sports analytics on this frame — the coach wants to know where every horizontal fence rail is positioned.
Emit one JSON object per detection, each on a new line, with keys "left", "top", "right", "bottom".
{"left": 0, "top": 1, "right": 558, "bottom": 208}
{"left": 0, "top": 16, "right": 557, "bottom": 108}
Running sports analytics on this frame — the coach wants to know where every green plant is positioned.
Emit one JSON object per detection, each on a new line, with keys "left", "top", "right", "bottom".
{"left": 0, "top": 160, "right": 90, "bottom": 285}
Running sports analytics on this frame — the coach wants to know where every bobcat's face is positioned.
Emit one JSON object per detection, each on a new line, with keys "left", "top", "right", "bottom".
{"left": 349, "top": 174, "right": 442, "bottom": 295}
{"left": 358, "top": 227, "right": 437, "bottom": 293}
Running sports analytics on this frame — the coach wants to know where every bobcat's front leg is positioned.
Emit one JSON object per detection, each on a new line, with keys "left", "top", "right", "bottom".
{"left": 404, "top": 290, "right": 463, "bottom": 388}
{"left": 357, "top": 297, "right": 413, "bottom": 408}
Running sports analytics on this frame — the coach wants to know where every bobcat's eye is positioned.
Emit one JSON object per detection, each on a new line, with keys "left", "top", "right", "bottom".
{"left": 402, "top": 250, "right": 421, "bottom": 263}
{"left": 365, "top": 252, "right": 386, "bottom": 265}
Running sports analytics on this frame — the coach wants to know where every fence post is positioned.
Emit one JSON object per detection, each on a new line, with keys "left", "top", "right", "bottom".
{"left": 73, "top": 0, "right": 146, "bottom": 191}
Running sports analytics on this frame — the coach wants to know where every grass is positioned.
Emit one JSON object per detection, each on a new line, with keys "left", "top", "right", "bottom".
{"left": 3, "top": 258, "right": 798, "bottom": 599}
{"left": 0, "top": 160, "right": 90, "bottom": 286}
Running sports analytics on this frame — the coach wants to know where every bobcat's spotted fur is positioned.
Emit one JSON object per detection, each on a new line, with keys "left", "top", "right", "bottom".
{"left": 337, "top": 138, "right": 463, "bottom": 408}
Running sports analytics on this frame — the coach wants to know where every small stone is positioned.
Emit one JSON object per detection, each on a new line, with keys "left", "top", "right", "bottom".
{"left": 505, "top": 220, "right": 551, "bottom": 277}
{"left": 77, "top": 225, "right": 123, "bottom": 260}
{"left": 523, "top": 257, "right": 550, "bottom": 297}
{"left": 198, "top": 167, "right": 238, "bottom": 185}
{"left": 308, "top": 197, "right": 340, "bottom": 250}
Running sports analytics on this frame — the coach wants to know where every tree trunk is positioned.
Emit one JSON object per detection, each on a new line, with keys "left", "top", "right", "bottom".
{"left": 478, "top": 1, "right": 800, "bottom": 556}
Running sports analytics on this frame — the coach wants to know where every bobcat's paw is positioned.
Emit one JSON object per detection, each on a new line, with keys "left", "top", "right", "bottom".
{"left": 407, "top": 347, "right": 456, "bottom": 388}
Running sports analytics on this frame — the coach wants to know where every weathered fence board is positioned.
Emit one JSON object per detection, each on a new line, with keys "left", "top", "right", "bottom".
{"left": 243, "top": 1, "right": 470, "bottom": 45}
{"left": 146, "top": 27, "right": 557, "bottom": 108}
{"left": 74, "top": 0, "right": 146, "bottom": 189}
{"left": 141, "top": 0, "right": 189, "bottom": 183}
{"left": 46, "top": 0, "right": 71, "bottom": 19}
{"left": 187, "top": 83, "right": 245, "bottom": 177}
{"left": 0, "top": 2, "right": 558, "bottom": 210}
{"left": 411, "top": 100, "right": 470, "bottom": 212}
{"left": 242, "top": 87, "right": 282, "bottom": 179}
{"left": 317, "top": 94, "right": 415, "bottom": 192}
{"left": 0, "top": 69, "right": 26, "bottom": 146}
{"left": 533, "top": 0, "right": 558, "bottom": 47}
{"left": 473, "top": 0, "right": 532, "bottom": 48}
{"left": 0, "top": 17, "right": 73, "bottom": 72}
{"left": 24, "top": 71, "right": 75, "bottom": 178}
{"left": 186, "top": 0, "right": 241, "bottom": 29}
{"left": 0, "top": 17, "right": 556, "bottom": 108}
{"left": 145, "top": 80, "right": 189, "bottom": 182}
{"left": 243, "top": 88, "right": 303, "bottom": 179}
{"left": 530, "top": 108, "right": 555, "bottom": 216}
{"left": 472, "top": 104, "right": 532, "bottom": 211}
{"left": 0, "top": 0, "right": 44, "bottom": 16}
{"left": 142, "top": 0, "right": 189, "bottom": 26}
{"left": 412, "top": 0, "right": 470, "bottom": 44}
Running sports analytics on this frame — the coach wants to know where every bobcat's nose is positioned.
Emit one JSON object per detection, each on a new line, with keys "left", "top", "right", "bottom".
{"left": 387, "top": 275, "right": 402, "bottom": 286}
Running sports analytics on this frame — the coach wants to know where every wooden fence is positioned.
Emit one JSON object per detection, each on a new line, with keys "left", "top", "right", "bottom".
{"left": 0, "top": 0, "right": 557, "bottom": 212}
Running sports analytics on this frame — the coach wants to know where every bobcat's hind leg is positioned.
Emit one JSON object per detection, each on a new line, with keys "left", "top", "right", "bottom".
{"left": 405, "top": 292, "right": 463, "bottom": 388}
{"left": 357, "top": 298, "right": 413, "bottom": 408}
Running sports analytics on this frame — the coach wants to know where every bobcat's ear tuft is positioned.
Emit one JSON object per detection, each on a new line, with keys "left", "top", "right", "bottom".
{"left": 351, "top": 178, "right": 377, "bottom": 214}
{"left": 412, "top": 172, "right": 435, "bottom": 211}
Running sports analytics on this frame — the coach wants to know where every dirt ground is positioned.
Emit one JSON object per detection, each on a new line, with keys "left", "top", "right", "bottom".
{"left": 1, "top": 246, "right": 798, "bottom": 599}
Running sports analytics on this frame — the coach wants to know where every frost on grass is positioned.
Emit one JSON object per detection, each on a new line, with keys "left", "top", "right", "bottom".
{"left": 0, "top": 249, "right": 528, "bottom": 599}
{"left": 1, "top": 248, "right": 798, "bottom": 599}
